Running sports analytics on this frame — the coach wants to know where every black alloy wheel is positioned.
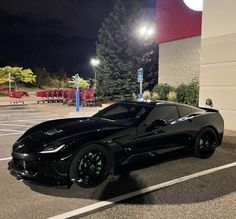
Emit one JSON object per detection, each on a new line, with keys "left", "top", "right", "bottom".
{"left": 69, "top": 144, "right": 111, "bottom": 188}
{"left": 194, "top": 127, "right": 218, "bottom": 159}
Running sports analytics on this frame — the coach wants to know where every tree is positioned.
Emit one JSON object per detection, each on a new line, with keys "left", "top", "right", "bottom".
{"left": 34, "top": 67, "right": 50, "bottom": 88}
{"left": 67, "top": 76, "right": 89, "bottom": 89}
{"left": 87, "top": 78, "right": 95, "bottom": 88}
{"left": 95, "top": 0, "right": 158, "bottom": 99}
{"left": 0, "top": 66, "right": 36, "bottom": 89}
{"left": 0, "top": 67, "right": 9, "bottom": 84}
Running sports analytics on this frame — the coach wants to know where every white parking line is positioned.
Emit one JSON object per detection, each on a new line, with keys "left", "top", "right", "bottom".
{"left": 48, "top": 161, "right": 236, "bottom": 219}
{"left": 0, "top": 124, "right": 32, "bottom": 127}
{"left": 0, "top": 157, "right": 11, "bottom": 161}
{"left": 0, "top": 116, "right": 67, "bottom": 125}
{"left": 0, "top": 111, "right": 48, "bottom": 116}
{"left": 16, "top": 117, "right": 66, "bottom": 122}
{"left": 0, "top": 122, "right": 38, "bottom": 126}
{"left": 0, "top": 133, "right": 23, "bottom": 137}
{"left": 0, "top": 129, "right": 24, "bottom": 133}
{"left": 36, "top": 116, "right": 67, "bottom": 120}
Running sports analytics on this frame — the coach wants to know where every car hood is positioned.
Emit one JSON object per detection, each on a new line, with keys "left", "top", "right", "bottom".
{"left": 13, "top": 117, "right": 125, "bottom": 153}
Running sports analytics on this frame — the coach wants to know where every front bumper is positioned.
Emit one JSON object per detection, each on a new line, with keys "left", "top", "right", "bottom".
{"left": 8, "top": 152, "right": 71, "bottom": 186}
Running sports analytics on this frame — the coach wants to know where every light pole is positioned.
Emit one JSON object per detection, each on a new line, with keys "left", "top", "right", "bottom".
{"left": 90, "top": 58, "right": 100, "bottom": 89}
{"left": 137, "top": 25, "right": 155, "bottom": 100}
{"left": 75, "top": 73, "right": 80, "bottom": 112}
{"left": 8, "top": 73, "right": 11, "bottom": 94}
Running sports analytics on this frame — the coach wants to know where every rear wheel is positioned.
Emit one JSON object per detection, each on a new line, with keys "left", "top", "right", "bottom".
{"left": 194, "top": 127, "right": 218, "bottom": 159}
{"left": 69, "top": 144, "right": 111, "bottom": 188}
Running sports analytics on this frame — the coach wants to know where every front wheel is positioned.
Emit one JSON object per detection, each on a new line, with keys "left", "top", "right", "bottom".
{"left": 69, "top": 144, "right": 111, "bottom": 188}
{"left": 194, "top": 127, "right": 218, "bottom": 159}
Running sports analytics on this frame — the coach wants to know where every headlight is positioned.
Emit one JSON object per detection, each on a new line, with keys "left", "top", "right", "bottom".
{"left": 43, "top": 128, "right": 63, "bottom": 136}
{"left": 40, "top": 144, "right": 65, "bottom": 154}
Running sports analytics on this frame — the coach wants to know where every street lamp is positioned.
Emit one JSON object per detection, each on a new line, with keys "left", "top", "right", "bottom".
{"left": 90, "top": 58, "right": 100, "bottom": 67}
{"left": 90, "top": 58, "right": 100, "bottom": 89}
{"left": 8, "top": 73, "right": 11, "bottom": 94}
{"left": 139, "top": 25, "right": 155, "bottom": 41}
{"left": 137, "top": 25, "right": 155, "bottom": 101}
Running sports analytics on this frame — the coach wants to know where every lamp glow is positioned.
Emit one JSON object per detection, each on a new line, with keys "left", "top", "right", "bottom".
{"left": 183, "top": 0, "right": 203, "bottom": 12}
{"left": 140, "top": 27, "right": 147, "bottom": 36}
{"left": 147, "top": 28, "right": 154, "bottom": 36}
{"left": 90, "top": 58, "right": 100, "bottom": 67}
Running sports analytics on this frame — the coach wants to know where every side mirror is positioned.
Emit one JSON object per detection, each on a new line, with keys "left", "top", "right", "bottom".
{"left": 152, "top": 119, "right": 167, "bottom": 127}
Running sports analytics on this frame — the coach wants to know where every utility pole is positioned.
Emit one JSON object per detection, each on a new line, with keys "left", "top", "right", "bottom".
{"left": 75, "top": 74, "right": 80, "bottom": 112}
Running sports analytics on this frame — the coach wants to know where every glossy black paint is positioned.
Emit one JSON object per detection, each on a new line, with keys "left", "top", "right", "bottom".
{"left": 9, "top": 101, "right": 224, "bottom": 186}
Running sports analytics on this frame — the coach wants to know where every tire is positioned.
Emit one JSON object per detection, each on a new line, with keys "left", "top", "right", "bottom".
{"left": 194, "top": 127, "right": 218, "bottom": 159}
{"left": 69, "top": 144, "right": 111, "bottom": 188}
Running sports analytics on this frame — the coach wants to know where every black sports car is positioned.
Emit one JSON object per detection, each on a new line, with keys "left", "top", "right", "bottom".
{"left": 9, "top": 101, "right": 224, "bottom": 188}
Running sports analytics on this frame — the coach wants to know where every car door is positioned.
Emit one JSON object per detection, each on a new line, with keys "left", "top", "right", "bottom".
{"left": 98, "top": 103, "right": 153, "bottom": 150}
{"left": 134, "top": 104, "right": 192, "bottom": 154}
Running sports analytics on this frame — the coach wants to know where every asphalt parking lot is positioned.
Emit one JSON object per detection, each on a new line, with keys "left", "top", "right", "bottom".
{"left": 0, "top": 104, "right": 236, "bottom": 219}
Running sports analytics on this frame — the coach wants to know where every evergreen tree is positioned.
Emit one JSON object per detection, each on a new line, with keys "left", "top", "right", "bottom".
{"left": 95, "top": 0, "right": 157, "bottom": 99}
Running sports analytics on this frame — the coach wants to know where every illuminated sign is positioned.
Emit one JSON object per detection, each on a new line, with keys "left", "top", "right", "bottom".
{"left": 156, "top": 0, "right": 202, "bottom": 43}
{"left": 183, "top": 0, "right": 203, "bottom": 12}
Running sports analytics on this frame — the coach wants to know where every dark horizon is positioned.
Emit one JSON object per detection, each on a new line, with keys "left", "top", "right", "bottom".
{"left": 0, "top": 0, "right": 156, "bottom": 78}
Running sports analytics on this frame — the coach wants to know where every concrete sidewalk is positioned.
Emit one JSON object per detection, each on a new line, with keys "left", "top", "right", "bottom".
{"left": 0, "top": 96, "right": 36, "bottom": 106}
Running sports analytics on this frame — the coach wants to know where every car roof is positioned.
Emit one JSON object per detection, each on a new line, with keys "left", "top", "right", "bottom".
{"left": 119, "top": 100, "right": 201, "bottom": 110}
{"left": 119, "top": 100, "right": 177, "bottom": 106}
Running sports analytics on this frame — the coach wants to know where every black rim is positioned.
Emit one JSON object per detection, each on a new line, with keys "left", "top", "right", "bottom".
{"left": 198, "top": 131, "right": 217, "bottom": 154}
{"left": 76, "top": 150, "right": 108, "bottom": 187}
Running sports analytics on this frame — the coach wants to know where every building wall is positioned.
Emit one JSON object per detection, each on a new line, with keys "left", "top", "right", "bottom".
{"left": 159, "top": 36, "right": 201, "bottom": 86}
{"left": 200, "top": 0, "right": 236, "bottom": 130}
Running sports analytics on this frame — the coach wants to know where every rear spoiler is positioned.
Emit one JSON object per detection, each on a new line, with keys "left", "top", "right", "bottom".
{"left": 199, "top": 107, "right": 219, "bottom": 113}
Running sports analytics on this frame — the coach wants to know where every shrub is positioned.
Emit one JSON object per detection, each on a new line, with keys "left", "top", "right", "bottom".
{"left": 167, "top": 91, "right": 177, "bottom": 102}
{"left": 152, "top": 83, "right": 175, "bottom": 100}
{"left": 151, "top": 92, "right": 160, "bottom": 101}
{"left": 143, "top": 90, "right": 151, "bottom": 100}
{"left": 176, "top": 81, "right": 199, "bottom": 106}
{"left": 132, "top": 93, "right": 137, "bottom": 101}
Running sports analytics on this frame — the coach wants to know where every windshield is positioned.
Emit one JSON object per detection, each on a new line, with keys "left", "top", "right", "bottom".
{"left": 93, "top": 102, "right": 153, "bottom": 124}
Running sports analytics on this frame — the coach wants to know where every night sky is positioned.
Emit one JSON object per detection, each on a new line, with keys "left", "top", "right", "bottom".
{"left": 0, "top": 0, "right": 156, "bottom": 78}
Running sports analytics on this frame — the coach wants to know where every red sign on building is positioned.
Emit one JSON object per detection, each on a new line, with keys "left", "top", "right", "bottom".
{"left": 156, "top": 0, "right": 202, "bottom": 43}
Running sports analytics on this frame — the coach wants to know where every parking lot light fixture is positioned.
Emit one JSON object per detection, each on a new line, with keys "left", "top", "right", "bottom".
{"left": 136, "top": 25, "right": 155, "bottom": 100}
{"left": 90, "top": 58, "right": 100, "bottom": 89}
{"left": 139, "top": 25, "right": 155, "bottom": 41}
{"left": 90, "top": 58, "right": 100, "bottom": 67}
{"left": 147, "top": 28, "right": 154, "bottom": 37}
{"left": 140, "top": 26, "right": 147, "bottom": 36}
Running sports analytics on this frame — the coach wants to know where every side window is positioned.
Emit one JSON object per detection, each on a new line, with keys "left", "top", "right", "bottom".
{"left": 102, "top": 105, "right": 128, "bottom": 118}
{"left": 177, "top": 106, "right": 192, "bottom": 117}
{"left": 145, "top": 105, "right": 179, "bottom": 125}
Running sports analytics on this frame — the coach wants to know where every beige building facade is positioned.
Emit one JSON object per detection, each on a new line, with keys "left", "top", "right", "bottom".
{"left": 199, "top": 0, "right": 236, "bottom": 130}
{"left": 159, "top": 36, "right": 201, "bottom": 86}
